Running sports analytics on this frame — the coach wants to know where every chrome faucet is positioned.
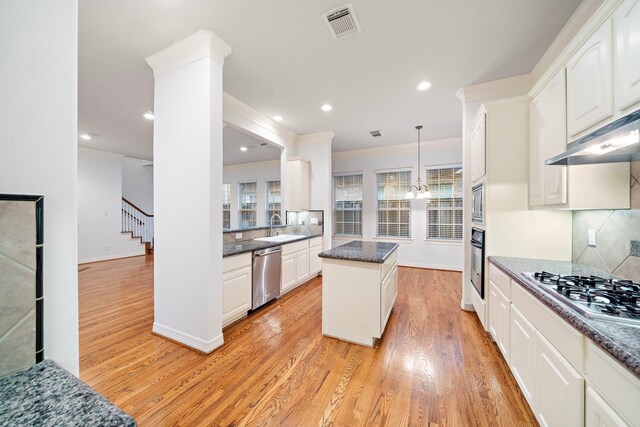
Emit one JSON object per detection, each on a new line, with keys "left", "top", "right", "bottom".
{"left": 269, "top": 213, "right": 282, "bottom": 237}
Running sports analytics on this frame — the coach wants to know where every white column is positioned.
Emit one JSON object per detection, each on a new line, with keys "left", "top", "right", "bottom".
{"left": 297, "top": 132, "right": 335, "bottom": 250}
{"left": 146, "top": 30, "right": 231, "bottom": 352}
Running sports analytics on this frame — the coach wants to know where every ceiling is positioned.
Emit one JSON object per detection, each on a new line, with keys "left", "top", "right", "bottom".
{"left": 223, "top": 126, "right": 282, "bottom": 166}
{"left": 78, "top": 0, "right": 582, "bottom": 160}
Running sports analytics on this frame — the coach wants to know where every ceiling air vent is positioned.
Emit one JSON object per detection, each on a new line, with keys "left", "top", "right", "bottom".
{"left": 323, "top": 3, "right": 361, "bottom": 40}
{"left": 370, "top": 130, "right": 382, "bottom": 137}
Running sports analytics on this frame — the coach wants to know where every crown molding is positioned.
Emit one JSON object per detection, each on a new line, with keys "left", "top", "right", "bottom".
{"left": 145, "top": 30, "right": 231, "bottom": 78}
{"left": 223, "top": 159, "right": 280, "bottom": 169}
{"left": 456, "top": 73, "right": 533, "bottom": 104}
{"left": 332, "top": 137, "right": 461, "bottom": 161}
{"left": 297, "top": 131, "right": 335, "bottom": 145}
{"left": 530, "top": 0, "right": 620, "bottom": 96}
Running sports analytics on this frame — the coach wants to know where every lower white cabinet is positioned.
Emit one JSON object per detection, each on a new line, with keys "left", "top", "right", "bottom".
{"left": 586, "top": 387, "right": 629, "bottom": 427}
{"left": 296, "top": 250, "right": 310, "bottom": 283}
{"left": 222, "top": 253, "right": 252, "bottom": 328}
{"left": 488, "top": 280, "right": 510, "bottom": 361}
{"left": 533, "top": 331, "right": 584, "bottom": 426}
{"left": 380, "top": 262, "right": 398, "bottom": 334}
{"left": 281, "top": 253, "right": 297, "bottom": 292}
{"left": 281, "top": 237, "right": 323, "bottom": 294}
{"left": 309, "top": 243, "right": 323, "bottom": 275}
{"left": 509, "top": 305, "right": 536, "bottom": 403}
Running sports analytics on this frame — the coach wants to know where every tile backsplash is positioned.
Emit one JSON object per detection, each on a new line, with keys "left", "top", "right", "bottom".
{"left": 572, "top": 161, "right": 640, "bottom": 281}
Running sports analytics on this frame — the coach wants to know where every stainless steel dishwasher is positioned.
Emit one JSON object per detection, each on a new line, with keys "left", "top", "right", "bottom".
{"left": 252, "top": 246, "right": 282, "bottom": 309}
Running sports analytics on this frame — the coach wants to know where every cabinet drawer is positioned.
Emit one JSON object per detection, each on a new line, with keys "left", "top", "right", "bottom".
{"left": 283, "top": 239, "right": 309, "bottom": 255}
{"left": 511, "top": 283, "right": 585, "bottom": 372}
{"left": 586, "top": 341, "right": 640, "bottom": 425}
{"left": 489, "top": 263, "right": 510, "bottom": 298}
{"left": 381, "top": 250, "right": 398, "bottom": 281}
{"left": 223, "top": 253, "right": 252, "bottom": 273}
{"left": 309, "top": 236, "right": 323, "bottom": 248}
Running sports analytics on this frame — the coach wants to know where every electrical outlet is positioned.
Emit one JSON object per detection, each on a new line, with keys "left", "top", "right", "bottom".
{"left": 104, "top": 245, "right": 110, "bottom": 251}
{"left": 588, "top": 229, "right": 597, "bottom": 246}
{"left": 104, "top": 210, "right": 109, "bottom": 216}
{"left": 310, "top": 218, "right": 318, "bottom": 225}
{"left": 235, "top": 233, "right": 242, "bottom": 240}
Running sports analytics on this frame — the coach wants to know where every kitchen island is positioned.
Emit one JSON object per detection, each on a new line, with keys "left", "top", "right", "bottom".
{"left": 318, "top": 241, "right": 399, "bottom": 347}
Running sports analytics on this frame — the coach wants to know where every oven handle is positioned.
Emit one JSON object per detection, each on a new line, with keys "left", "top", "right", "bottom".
{"left": 470, "top": 240, "right": 483, "bottom": 249}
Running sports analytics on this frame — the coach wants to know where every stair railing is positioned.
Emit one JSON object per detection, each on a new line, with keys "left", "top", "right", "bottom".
{"left": 121, "top": 197, "right": 154, "bottom": 248}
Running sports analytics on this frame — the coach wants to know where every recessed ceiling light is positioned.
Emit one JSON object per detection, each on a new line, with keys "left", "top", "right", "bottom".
{"left": 143, "top": 110, "right": 155, "bottom": 120}
{"left": 417, "top": 81, "right": 432, "bottom": 91}
{"left": 79, "top": 133, "right": 92, "bottom": 140}
{"left": 240, "top": 146, "right": 248, "bottom": 152}
{"left": 272, "top": 115, "right": 284, "bottom": 122}
{"left": 321, "top": 104, "right": 333, "bottom": 112}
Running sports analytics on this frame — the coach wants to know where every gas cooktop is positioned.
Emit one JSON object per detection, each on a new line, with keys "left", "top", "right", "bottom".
{"left": 523, "top": 271, "right": 640, "bottom": 325}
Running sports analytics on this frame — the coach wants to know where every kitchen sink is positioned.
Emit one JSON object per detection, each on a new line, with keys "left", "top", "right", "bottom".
{"left": 254, "top": 234, "right": 305, "bottom": 243}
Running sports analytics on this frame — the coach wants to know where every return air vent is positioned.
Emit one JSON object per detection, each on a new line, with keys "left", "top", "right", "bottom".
{"left": 323, "top": 3, "right": 361, "bottom": 40}
{"left": 370, "top": 130, "right": 382, "bottom": 137}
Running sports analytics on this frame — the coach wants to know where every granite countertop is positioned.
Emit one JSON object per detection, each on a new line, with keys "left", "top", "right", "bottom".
{"left": 0, "top": 360, "right": 136, "bottom": 426}
{"left": 489, "top": 256, "right": 640, "bottom": 378}
{"left": 318, "top": 240, "right": 399, "bottom": 264}
{"left": 223, "top": 234, "right": 321, "bottom": 257}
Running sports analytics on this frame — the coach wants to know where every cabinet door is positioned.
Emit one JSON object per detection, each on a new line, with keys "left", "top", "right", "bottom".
{"left": 529, "top": 95, "right": 545, "bottom": 207}
{"left": 567, "top": 20, "right": 613, "bottom": 137}
{"left": 615, "top": 0, "right": 640, "bottom": 111}
{"left": 309, "top": 244, "right": 323, "bottom": 275}
{"left": 470, "top": 109, "right": 486, "bottom": 183}
{"left": 300, "top": 161, "right": 310, "bottom": 210}
{"left": 296, "top": 249, "right": 310, "bottom": 283}
{"left": 380, "top": 264, "right": 397, "bottom": 335}
{"left": 222, "top": 266, "right": 252, "bottom": 327}
{"left": 586, "top": 387, "right": 629, "bottom": 427}
{"left": 533, "top": 332, "right": 584, "bottom": 427}
{"left": 488, "top": 281, "right": 500, "bottom": 342}
{"left": 496, "top": 286, "right": 510, "bottom": 361}
{"left": 542, "top": 69, "right": 568, "bottom": 205}
{"left": 510, "top": 305, "right": 536, "bottom": 404}
{"left": 281, "top": 253, "right": 297, "bottom": 292}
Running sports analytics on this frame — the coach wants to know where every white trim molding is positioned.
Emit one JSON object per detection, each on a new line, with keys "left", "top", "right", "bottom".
{"left": 145, "top": 30, "right": 232, "bottom": 77}
{"left": 333, "top": 137, "right": 461, "bottom": 161}
{"left": 456, "top": 74, "right": 533, "bottom": 103}
{"left": 152, "top": 322, "right": 225, "bottom": 353}
{"left": 78, "top": 250, "right": 146, "bottom": 265}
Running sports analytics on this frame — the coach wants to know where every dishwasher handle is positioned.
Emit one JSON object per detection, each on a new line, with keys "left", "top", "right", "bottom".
{"left": 254, "top": 246, "right": 283, "bottom": 257}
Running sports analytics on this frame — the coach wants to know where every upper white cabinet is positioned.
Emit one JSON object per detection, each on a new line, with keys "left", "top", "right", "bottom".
{"left": 614, "top": 0, "right": 640, "bottom": 112}
{"left": 529, "top": 69, "right": 568, "bottom": 207}
{"left": 287, "top": 158, "right": 310, "bottom": 211}
{"left": 470, "top": 107, "right": 486, "bottom": 183}
{"left": 567, "top": 20, "right": 614, "bottom": 137}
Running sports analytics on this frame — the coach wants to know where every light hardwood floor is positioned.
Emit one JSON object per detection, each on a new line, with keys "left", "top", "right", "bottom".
{"left": 79, "top": 255, "right": 537, "bottom": 426}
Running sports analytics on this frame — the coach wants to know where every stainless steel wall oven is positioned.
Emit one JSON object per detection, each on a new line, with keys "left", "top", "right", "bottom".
{"left": 470, "top": 227, "right": 485, "bottom": 299}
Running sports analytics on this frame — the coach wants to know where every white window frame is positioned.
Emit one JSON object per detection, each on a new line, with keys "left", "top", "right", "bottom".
{"left": 425, "top": 164, "right": 463, "bottom": 242}
{"left": 333, "top": 173, "right": 363, "bottom": 237}
{"left": 375, "top": 169, "right": 412, "bottom": 239}
{"left": 223, "top": 182, "right": 231, "bottom": 230}
{"left": 238, "top": 181, "right": 257, "bottom": 229}
{"left": 265, "top": 179, "right": 282, "bottom": 225}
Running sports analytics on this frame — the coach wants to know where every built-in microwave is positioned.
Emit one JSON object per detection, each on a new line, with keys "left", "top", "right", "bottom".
{"left": 471, "top": 182, "right": 484, "bottom": 224}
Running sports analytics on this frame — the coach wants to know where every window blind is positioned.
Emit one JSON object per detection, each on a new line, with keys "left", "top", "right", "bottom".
{"left": 376, "top": 171, "right": 411, "bottom": 238}
{"left": 426, "top": 167, "right": 463, "bottom": 240}
{"left": 333, "top": 174, "right": 363, "bottom": 236}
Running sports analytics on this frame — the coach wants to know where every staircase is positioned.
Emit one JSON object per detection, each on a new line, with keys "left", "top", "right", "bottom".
{"left": 121, "top": 198, "right": 154, "bottom": 254}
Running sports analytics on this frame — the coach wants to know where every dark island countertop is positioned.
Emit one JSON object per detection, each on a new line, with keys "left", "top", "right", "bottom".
{"left": 318, "top": 240, "right": 399, "bottom": 264}
{"left": 489, "top": 256, "right": 640, "bottom": 378}
{"left": 0, "top": 360, "right": 136, "bottom": 426}
{"left": 223, "top": 234, "right": 322, "bottom": 257}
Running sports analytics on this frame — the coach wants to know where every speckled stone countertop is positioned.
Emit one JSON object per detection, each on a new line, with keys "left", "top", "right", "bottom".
{"left": 489, "top": 256, "right": 640, "bottom": 378}
{"left": 318, "top": 241, "right": 399, "bottom": 264}
{"left": 0, "top": 360, "right": 136, "bottom": 426}
{"left": 223, "top": 234, "right": 321, "bottom": 257}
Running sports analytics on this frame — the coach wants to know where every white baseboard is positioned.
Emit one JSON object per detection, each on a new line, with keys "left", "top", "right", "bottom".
{"left": 153, "top": 322, "right": 224, "bottom": 353}
{"left": 460, "top": 301, "right": 475, "bottom": 311}
{"left": 79, "top": 250, "right": 145, "bottom": 264}
{"left": 398, "top": 261, "right": 462, "bottom": 272}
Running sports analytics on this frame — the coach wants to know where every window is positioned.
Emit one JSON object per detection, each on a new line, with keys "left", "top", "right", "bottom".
{"left": 238, "top": 182, "right": 257, "bottom": 228}
{"left": 333, "top": 174, "right": 363, "bottom": 236}
{"left": 376, "top": 171, "right": 411, "bottom": 238}
{"left": 426, "top": 167, "right": 463, "bottom": 240}
{"left": 222, "top": 183, "right": 231, "bottom": 230}
{"left": 266, "top": 180, "right": 282, "bottom": 225}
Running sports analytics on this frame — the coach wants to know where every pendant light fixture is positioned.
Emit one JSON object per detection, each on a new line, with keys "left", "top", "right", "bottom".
{"left": 406, "top": 125, "right": 432, "bottom": 199}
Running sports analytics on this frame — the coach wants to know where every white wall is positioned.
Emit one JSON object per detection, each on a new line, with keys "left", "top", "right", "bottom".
{"left": 122, "top": 157, "right": 154, "bottom": 214}
{"left": 0, "top": 0, "right": 79, "bottom": 375}
{"left": 332, "top": 138, "right": 463, "bottom": 271}
{"left": 223, "top": 160, "right": 280, "bottom": 229}
{"left": 78, "top": 148, "right": 145, "bottom": 263}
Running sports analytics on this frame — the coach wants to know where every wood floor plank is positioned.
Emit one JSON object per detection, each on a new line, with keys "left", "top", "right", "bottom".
{"left": 78, "top": 256, "right": 537, "bottom": 426}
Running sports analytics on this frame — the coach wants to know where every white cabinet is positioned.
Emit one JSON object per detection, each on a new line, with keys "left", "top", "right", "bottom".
{"left": 222, "top": 253, "right": 252, "bottom": 328}
{"left": 614, "top": 0, "right": 640, "bottom": 112}
{"left": 488, "top": 281, "right": 510, "bottom": 360}
{"left": 280, "top": 237, "right": 323, "bottom": 294}
{"left": 287, "top": 158, "right": 310, "bottom": 211}
{"left": 470, "top": 107, "right": 486, "bottom": 183}
{"left": 533, "top": 332, "right": 584, "bottom": 427}
{"left": 509, "top": 305, "right": 536, "bottom": 404}
{"left": 586, "top": 387, "right": 629, "bottom": 427}
{"left": 380, "top": 263, "right": 397, "bottom": 334}
{"left": 567, "top": 20, "right": 614, "bottom": 137}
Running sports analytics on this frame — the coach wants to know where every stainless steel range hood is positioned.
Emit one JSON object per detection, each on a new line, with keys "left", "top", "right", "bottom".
{"left": 546, "top": 109, "right": 640, "bottom": 166}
